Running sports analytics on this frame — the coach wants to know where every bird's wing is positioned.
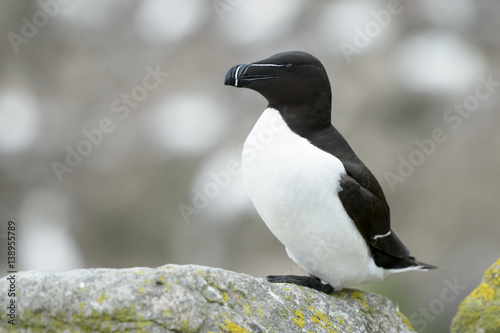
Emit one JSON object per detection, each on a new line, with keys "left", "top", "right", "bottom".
{"left": 338, "top": 162, "right": 415, "bottom": 268}
{"left": 309, "top": 126, "right": 430, "bottom": 268}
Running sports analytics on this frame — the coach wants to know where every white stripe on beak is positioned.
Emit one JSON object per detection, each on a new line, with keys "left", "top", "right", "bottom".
{"left": 234, "top": 64, "right": 244, "bottom": 87}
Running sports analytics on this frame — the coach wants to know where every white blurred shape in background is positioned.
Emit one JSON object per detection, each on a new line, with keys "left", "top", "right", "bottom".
{"left": 0, "top": 88, "right": 41, "bottom": 155}
{"left": 219, "top": 0, "right": 303, "bottom": 45}
{"left": 190, "top": 147, "right": 250, "bottom": 225}
{"left": 142, "top": 92, "right": 229, "bottom": 156}
{"left": 419, "top": 0, "right": 477, "bottom": 28}
{"left": 317, "top": 0, "right": 399, "bottom": 56}
{"left": 134, "top": 0, "right": 207, "bottom": 45}
{"left": 19, "top": 187, "right": 84, "bottom": 271}
{"left": 392, "top": 31, "right": 486, "bottom": 95}
{"left": 57, "top": 0, "right": 125, "bottom": 30}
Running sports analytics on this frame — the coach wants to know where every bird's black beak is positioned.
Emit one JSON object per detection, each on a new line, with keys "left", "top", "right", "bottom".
{"left": 224, "top": 63, "right": 277, "bottom": 88}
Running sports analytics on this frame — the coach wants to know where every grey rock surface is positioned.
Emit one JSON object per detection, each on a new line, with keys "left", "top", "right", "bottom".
{"left": 0, "top": 264, "right": 414, "bottom": 332}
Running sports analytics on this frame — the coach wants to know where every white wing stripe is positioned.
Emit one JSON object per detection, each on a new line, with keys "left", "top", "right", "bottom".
{"left": 372, "top": 230, "right": 391, "bottom": 240}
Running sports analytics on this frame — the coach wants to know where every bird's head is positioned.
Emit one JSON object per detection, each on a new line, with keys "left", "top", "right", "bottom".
{"left": 224, "top": 51, "right": 332, "bottom": 112}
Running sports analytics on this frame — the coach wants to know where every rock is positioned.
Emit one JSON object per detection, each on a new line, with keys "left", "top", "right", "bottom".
{"left": 450, "top": 258, "right": 500, "bottom": 333}
{"left": 0, "top": 264, "right": 414, "bottom": 332}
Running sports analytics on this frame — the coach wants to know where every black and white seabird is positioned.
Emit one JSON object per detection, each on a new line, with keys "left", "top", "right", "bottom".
{"left": 224, "top": 51, "right": 436, "bottom": 293}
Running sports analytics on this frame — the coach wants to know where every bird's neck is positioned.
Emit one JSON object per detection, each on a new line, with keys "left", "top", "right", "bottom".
{"left": 272, "top": 103, "right": 332, "bottom": 139}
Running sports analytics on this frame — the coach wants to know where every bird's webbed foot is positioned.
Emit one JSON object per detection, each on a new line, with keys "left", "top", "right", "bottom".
{"left": 266, "top": 275, "right": 334, "bottom": 294}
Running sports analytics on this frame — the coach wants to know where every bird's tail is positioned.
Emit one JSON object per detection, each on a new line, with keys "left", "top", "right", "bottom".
{"left": 412, "top": 259, "right": 440, "bottom": 271}
{"left": 388, "top": 257, "right": 440, "bottom": 274}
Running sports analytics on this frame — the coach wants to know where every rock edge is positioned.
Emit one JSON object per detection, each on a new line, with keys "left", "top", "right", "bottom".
{"left": 0, "top": 264, "right": 414, "bottom": 332}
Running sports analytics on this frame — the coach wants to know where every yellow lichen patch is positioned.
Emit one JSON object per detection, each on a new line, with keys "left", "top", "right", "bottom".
{"left": 78, "top": 302, "right": 85, "bottom": 310}
{"left": 197, "top": 270, "right": 204, "bottom": 276}
{"left": 77, "top": 286, "right": 89, "bottom": 292}
{"left": 293, "top": 309, "right": 305, "bottom": 328}
{"left": 135, "top": 319, "right": 152, "bottom": 329}
{"left": 396, "top": 311, "right": 414, "bottom": 331}
{"left": 256, "top": 307, "right": 265, "bottom": 319}
{"left": 337, "top": 316, "right": 344, "bottom": 324}
{"left": 97, "top": 292, "right": 110, "bottom": 304}
{"left": 334, "top": 288, "right": 369, "bottom": 309}
{"left": 243, "top": 302, "right": 252, "bottom": 315}
{"left": 139, "top": 287, "right": 145, "bottom": 294}
{"left": 349, "top": 289, "right": 368, "bottom": 307}
{"left": 307, "top": 305, "right": 336, "bottom": 331}
{"left": 134, "top": 270, "right": 144, "bottom": 275}
{"left": 66, "top": 304, "right": 154, "bottom": 332}
{"left": 222, "top": 292, "right": 229, "bottom": 302}
{"left": 471, "top": 283, "right": 495, "bottom": 300}
{"left": 163, "top": 310, "right": 169, "bottom": 317}
{"left": 485, "top": 258, "right": 500, "bottom": 286}
{"left": 221, "top": 319, "right": 250, "bottom": 333}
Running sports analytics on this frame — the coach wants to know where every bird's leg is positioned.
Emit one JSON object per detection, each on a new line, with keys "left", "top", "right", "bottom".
{"left": 266, "top": 275, "right": 334, "bottom": 294}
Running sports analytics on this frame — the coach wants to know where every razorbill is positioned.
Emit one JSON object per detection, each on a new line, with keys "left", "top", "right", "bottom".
{"left": 224, "top": 51, "right": 436, "bottom": 293}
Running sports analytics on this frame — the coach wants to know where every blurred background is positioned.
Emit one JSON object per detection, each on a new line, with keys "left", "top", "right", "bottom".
{"left": 1, "top": 0, "right": 499, "bottom": 331}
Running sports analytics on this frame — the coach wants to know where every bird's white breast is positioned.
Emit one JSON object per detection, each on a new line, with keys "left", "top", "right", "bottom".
{"left": 242, "top": 108, "right": 384, "bottom": 288}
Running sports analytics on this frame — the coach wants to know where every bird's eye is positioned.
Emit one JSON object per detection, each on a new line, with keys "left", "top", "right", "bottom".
{"left": 285, "top": 63, "right": 294, "bottom": 71}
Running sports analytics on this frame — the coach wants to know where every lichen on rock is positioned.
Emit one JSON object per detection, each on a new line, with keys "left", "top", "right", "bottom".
{"left": 450, "top": 258, "right": 500, "bottom": 333}
{"left": 1, "top": 264, "right": 414, "bottom": 332}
